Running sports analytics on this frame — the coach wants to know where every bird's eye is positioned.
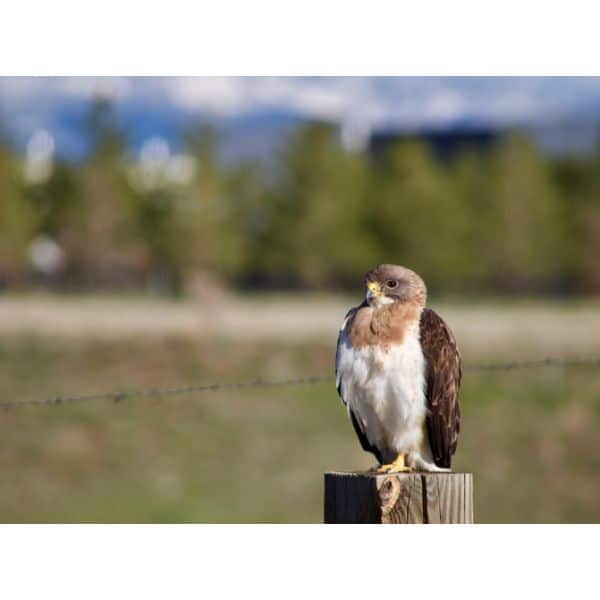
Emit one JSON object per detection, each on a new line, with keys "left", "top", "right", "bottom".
{"left": 386, "top": 280, "right": 398, "bottom": 288}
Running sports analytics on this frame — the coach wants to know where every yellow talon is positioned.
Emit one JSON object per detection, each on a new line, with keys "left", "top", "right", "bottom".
{"left": 375, "top": 453, "right": 411, "bottom": 473}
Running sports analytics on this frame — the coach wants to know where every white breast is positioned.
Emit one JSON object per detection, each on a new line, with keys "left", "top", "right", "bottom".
{"left": 336, "top": 316, "right": 428, "bottom": 462}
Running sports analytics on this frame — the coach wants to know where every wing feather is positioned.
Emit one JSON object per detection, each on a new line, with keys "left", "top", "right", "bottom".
{"left": 349, "top": 407, "right": 383, "bottom": 464}
{"left": 335, "top": 301, "right": 382, "bottom": 463}
{"left": 335, "top": 302, "right": 366, "bottom": 401}
{"left": 419, "top": 308, "right": 462, "bottom": 469}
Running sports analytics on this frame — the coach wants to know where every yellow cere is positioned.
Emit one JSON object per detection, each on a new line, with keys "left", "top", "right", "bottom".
{"left": 367, "top": 281, "right": 381, "bottom": 295}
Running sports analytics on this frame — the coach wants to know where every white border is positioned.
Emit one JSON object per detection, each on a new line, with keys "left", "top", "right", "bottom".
{"left": 1, "top": 1, "right": 600, "bottom": 75}
{"left": 0, "top": 525, "right": 597, "bottom": 600}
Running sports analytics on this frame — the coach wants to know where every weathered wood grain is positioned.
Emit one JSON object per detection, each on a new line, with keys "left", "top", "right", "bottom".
{"left": 324, "top": 472, "right": 474, "bottom": 524}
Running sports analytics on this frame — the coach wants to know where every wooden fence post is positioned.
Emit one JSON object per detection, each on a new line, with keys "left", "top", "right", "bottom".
{"left": 324, "top": 472, "right": 473, "bottom": 524}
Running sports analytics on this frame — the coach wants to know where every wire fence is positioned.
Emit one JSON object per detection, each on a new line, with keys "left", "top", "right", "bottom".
{"left": 0, "top": 355, "right": 598, "bottom": 412}
{"left": 464, "top": 356, "right": 600, "bottom": 371}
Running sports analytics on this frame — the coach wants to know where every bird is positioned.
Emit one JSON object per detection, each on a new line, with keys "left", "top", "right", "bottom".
{"left": 335, "top": 264, "right": 461, "bottom": 472}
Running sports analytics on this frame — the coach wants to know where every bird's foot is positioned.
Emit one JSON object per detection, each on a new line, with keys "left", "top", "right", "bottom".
{"left": 376, "top": 464, "right": 412, "bottom": 473}
{"left": 375, "top": 454, "right": 412, "bottom": 473}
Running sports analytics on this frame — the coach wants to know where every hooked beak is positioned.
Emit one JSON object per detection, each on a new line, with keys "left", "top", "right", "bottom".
{"left": 366, "top": 281, "right": 381, "bottom": 304}
{"left": 367, "top": 281, "right": 380, "bottom": 295}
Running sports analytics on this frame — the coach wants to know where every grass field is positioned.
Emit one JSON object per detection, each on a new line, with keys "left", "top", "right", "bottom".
{"left": 1, "top": 295, "right": 599, "bottom": 523}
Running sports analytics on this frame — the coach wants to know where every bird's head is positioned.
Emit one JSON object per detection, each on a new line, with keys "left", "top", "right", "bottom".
{"left": 364, "top": 264, "right": 427, "bottom": 308}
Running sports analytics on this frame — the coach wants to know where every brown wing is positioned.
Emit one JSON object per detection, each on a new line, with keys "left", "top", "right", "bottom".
{"left": 419, "top": 308, "right": 461, "bottom": 469}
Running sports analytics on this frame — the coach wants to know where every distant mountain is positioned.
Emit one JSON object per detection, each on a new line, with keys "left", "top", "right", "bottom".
{"left": 1, "top": 77, "right": 600, "bottom": 161}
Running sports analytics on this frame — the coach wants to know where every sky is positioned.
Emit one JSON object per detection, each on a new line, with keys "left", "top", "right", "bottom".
{"left": 1, "top": 77, "right": 600, "bottom": 159}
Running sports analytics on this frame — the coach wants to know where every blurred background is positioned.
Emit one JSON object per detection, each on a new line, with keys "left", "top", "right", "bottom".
{"left": 1, "top": 77, "right": 599, "bottom": 522}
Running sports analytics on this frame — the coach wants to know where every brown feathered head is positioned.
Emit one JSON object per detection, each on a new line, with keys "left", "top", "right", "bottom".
{"left": 363, "top": 264, "right": 427, "bottom": 307}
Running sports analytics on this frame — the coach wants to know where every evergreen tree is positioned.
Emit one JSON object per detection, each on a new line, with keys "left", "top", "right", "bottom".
{"left": 0, "top": 144, "right": 35, "bottom": 285}
{"left": 264, "top": 122, "right": 375, "bottom": 288}
{"left": 485, "top": 134, "right": 566, "bottom": 292}
{"left": 368, "top": 140, "right": 473, "bottom": 293}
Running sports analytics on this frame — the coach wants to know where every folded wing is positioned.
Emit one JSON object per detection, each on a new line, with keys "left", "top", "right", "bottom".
{"left": 419, "top": 308, "right": 462, "bottom": 468}
{"left": 335, "top": 303, "right": 383, "bottom": 463}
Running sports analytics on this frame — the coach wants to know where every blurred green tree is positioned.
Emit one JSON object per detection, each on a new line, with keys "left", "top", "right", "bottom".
{"left": 25, "top": 163, "right": 78, "bottom": 238}
{"left": 65, "top": 97, "right": 138, "bottom": 289}
{"left": 261, "top": 122, "right": 376, "bottom": 288}
{"left": 368, "top": 140, "right": 474, "bottom": 293}
{"left": 484, "top": 134, "right": 566, "bottom": 292}
{"left": 224, "top": 159, "right": 272, "bottom": 286}
{"left": 123, "top": 125, "right": 242, "bottom": 295}
{"left": 556, "top": 148, "right": 600, "bottom": 293}
{"left": 1, "top": 109, "right": 599, "bottom": 297}
{"left": 182, "top": 125, "right": 244, "bottom": 281}
{"left": 0, "top": 143, "right": 36, "bottom": 286}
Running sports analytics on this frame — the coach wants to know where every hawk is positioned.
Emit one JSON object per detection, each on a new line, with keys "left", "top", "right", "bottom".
{"left": 335, "top": 264, "right": 461, "bottom": 472}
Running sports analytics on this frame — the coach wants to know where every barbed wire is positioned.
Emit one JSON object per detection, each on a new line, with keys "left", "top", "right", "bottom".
{"left": 463, "top": 356, "right": 600, "bottom": 372}
{"left": 0, "top": 356, "right": 598, "bottom": 411}
{"left": 0, "top": 376, "right": 330, "bottom": 411}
